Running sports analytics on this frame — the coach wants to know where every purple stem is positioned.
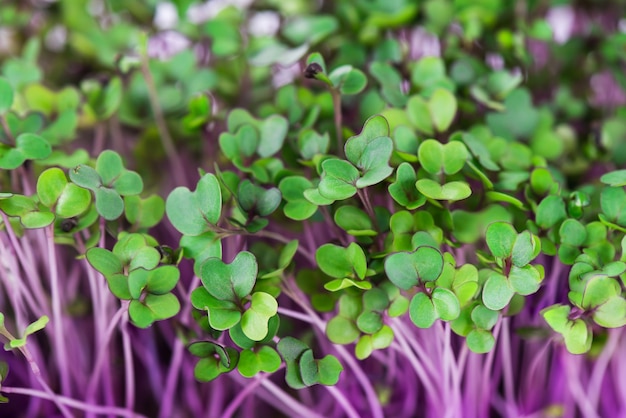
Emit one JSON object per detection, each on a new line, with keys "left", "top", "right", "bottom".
{"left": 1, "top": 386, "right": 147, "bottom": 418}
{"left": 46, "top": 225, "right": 71, "bottom": 396}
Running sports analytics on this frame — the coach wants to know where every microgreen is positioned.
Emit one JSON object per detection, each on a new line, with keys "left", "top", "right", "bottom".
{"left": 1, "top": 3, "right": 625, "bottom": 418}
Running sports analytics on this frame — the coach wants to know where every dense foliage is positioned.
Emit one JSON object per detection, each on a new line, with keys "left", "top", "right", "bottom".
{"left": 0, "top": 0, "right": 625, "bottom": 417}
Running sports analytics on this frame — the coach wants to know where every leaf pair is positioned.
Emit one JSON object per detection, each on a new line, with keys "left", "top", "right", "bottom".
{"left": 192, "top": 252, "right": 277, "bottom": 341}
{"left": 277, "top": 337, "right": 343, "bottom": 389}
{"left": 317, "top": 115, "right": 393, "bottom": 201}
{"left": 316, "top": 242, "right": 371, "bottom": 291}
{"left": 70, "top": 150, "right": 143, "bottom": 220}
{"left": 483, "top": 222, "right": 543, "bottom": 310}
{"left": 87, "top": 233, "right": 180, "bottom": 328}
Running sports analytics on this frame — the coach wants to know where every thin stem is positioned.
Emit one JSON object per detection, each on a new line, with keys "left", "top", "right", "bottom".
{"left": 587, "top": 328, "right": 622, "bottom": 410}
{"left": 85, "top": 307, "right": 126, "bottom": 401}
{"left": 121, "top": 309, "right": 135, "bottom": 412}
{"left": 46, "top": 225, "right": 71, "bottom": 396}
{"left": 222, "top": 370, "right": 278, "bottom": 418}
{"left": 277, "top": 306, "right": 317, "bottom": 324}
{"left": 10, "top": 343, "right": 74, "bottom": 417}
{"left": 564, "top": 353, "right": 599, "bottom": 418}
{"left": 330, "top": 88, "right": 343, "bottom": 158}
{"left": 139, "top": 39, "right": 186, "bottom": 187}
{"left": 323, "top": 385, "right": 361, "bottom": 418}
{"left": 283, "top": 280, "right": 385, "bottom": 418}
{"left": 500, "top": 318, "right": 518, "bottom": 417}
{"left": 258, "top": 379, "right": 325, "bottom": 418}
{"left": 1, "top": 386, "right": 147, "bottom": 418}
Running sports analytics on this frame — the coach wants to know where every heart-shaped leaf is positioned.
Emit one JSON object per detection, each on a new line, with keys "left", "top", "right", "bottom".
{"left": 191, "top": 287, "right": 242, "bottom": 330}
{"left": 318, "top": 159, "right": 359, "bottom": 200}
{"left": 385, "top": 246, "right": 444, "bottom": 289}
{"left": 199, "top": 251, "right": 258, "bottom": 302}
{"left": 238, "top": 180, "right": 281, "bottom": 217}
{"left": 316, "top": 242, "right": 367, "bottom": 280}
{"left": 166, "top": 173, "right": 222, "bottom": 235}
{"left": 37, "top": 168, "right": 91, "bottom": 218}
{"left": 388, "top": 162, "right": 426, "bottom": 210}
{"left": 416, "top": 179, "right": 471, "bottom": 201}
{"left": 418, "top": 139, "right": 469, "bottom": 175}
{"left": 329, "top": 65, "right": 367, "bottom": 95}
{"left": 241, "top": 292, "right": 278, "bottom": 341}
{"left": 237, "top": 346, "right": 282, "bottom": 378}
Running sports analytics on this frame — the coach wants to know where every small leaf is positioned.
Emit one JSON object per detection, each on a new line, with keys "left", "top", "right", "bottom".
{"left": 409, "top": 292, "right": 437, "bottom": 328}
{"left": 318, "top": 159, "right": 359, "bottom": 200}
{"left": 486, "top": 222, "right": 517, "bottom": 259}
{"left": 0, "top": 77, "right": 14, "bottom": 113}
{"left": 466, "top": 329, "right": 495, "bottom": 353}
{"left": 482, "top": 273, "right": 514, "bottom": 311}
{"left": 166, "top": 173, "right": 222, "bottom": 235}
{"left": 431, "top": 288, "right": 460, "bottom": 321}
{"left": 429, "top": 88, "right": 457, "bottom": 132}
{"left": 416, "top": 179, "right": 471, "bottom": 201}
{"left": 536, "top": 196, "right": 566, "bottom": 229}
{"left": 200, "top": 252, "right": 258, "bottom": 302}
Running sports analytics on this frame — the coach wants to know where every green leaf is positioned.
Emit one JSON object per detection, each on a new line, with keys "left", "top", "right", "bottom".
{"left": 17, "top": 133, "right": 51, "bottom": 160}
{"left": 385, "top": 246, "right": 444, "bottom": 289}
{"left": 298, "top": 129, "right": 330, "bottom": 159}
{"left": 563, "top": 319, "right": 592, "bottom": 354}
{"left": 334, "top": 205, "right": 375, "bottom": 236}
{"left": 237, "top": 346, "right": 281, "bottom": 378}
{"left": 601, "top": 187, "right": 626, "bottom": 227}
{"left": 471, "top": 305, "right": 499, "bottom": 330}
{"left": 106, "top": 273, "right": 131, "bottom": 300}
{"left": 193, "top": 347, "right": 239, "bottom": 382}
{"left": 199, "top": 251, "right": 258, "bottom": 302}
{"left": 559, "top": 219, "right": 587, "bottom": 247}
{"left": 95, "top": 150, "right": 123, "bottom": 185}
{"left": 282, "top": 15, "right": 338, "bottom": 44}
{"left": 241, "top": 292, "right": 278, "bottom": 341}
{"left": 429, "top": 88, "right": 457, "bottom": 132}
{"left": 416, "top": 179, "right": 471, "bottom": 201}
{"left": 482, "top": 272, "right": 514, "bottom": 311}
{"left": 466, "top": 329, "right": 495, "bottom": 353}
{"left": 509, "top": 265, "right": 542, "bottom": 295}
{"left": 541, "top": 304, "right": 570, "bottom": 334}
{"left": 316, "top": 242, "right": 366, "bottom": 279}
{"left": 318, "top": 159, "right": 359, "bottom": 200}
{"left": 600, "top": 170, "right": 626, "bottom": 187}
{"left": 536, "top": 196, "right": 567, "bottom": 229}
{"left": 95, "top": 187, "right": 124, "bottom": 220}
{"left": 324, "top": 278, "right": 372, "bottom": 291}
{"left": 593, "top": 296, "right": 626, "bottom": 328}
{"left": 388, "top": 163, "right": 425, "bottom": 210}
{"left": 69, "top": 165, "right": 101, "bottom": 190}
{"left": 280, "top": 176, "right": 318, "bottom": 221}
{"left": 406, "top": 95, "right": 434, "bottom": 135}
{"left": 432, "top": 288, "right": 460, "bottom": 321}
{"left": 113, "top": 171, "right": 143, "bottom": 196}
{"left": 329, "top": 66, "right": 367, "bottom": 95}
{"left": 485, "top": 222, "right": 517, "bottom": 259}
{"left": 258, "top": 115, "right": 288, "bottom": 157}
{"left": 409, "top": 292, "right": 437, "bottom": 328}
{"left": 238, "top": 180, "right": 281, "bottom": 217}
{"left": 580, "top": 276, "right": 620, "bottom": 309}
{"left": 191, "top": 287, "right": 241, "bottom": 330}
{"left": 166, "top": 173, "right": 222, "bottom": 235}
{"left": 326, "top": 316, "right": 360, "bottom": 345}
{"left": 124, "top": 195, "right": 165, "bottom": 228}
{"left": 86, "top": 247, "right": 123, "bottom": 277}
